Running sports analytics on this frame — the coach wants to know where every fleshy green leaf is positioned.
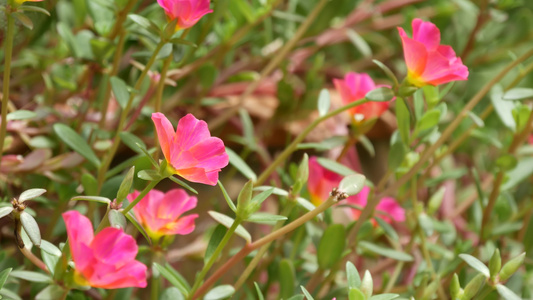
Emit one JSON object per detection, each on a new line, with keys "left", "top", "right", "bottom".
{"left": 300, "top": 286, "right": 314, "bottom": 300}
{"left": 10, "top": 270, "right": 51, "bottom": 283}
{"left": 204, "top": 285, "right": 235, "bottom": 300}
{"left": 0, "top": 207, "right": 14, "bottom": 220}
{"left": 346, "top": 261, "right": 361, "bottom": 289}
{"left": 226, "top": 148, "right": 257, "bottom": 181}
{"left": 208, "top": 211, "right": 251, "bottom": 243}
{"left": 218, "top": 181, "right": 237, "bottom": 212}
{"left": 0, "top": 269, "right": 12, "bottom": 290}
{"left": 279, "top": 259, "right": 295, "bottom": 300}
{"left": 317, "top": 157, "right": 356, "bottom": 176}
{"left": 71, "top": 196, "right": 111, "bottom": 204}
{"left": 366, "top": 87, "right": 395, "bottom": 102}
{"left": 459, "top": 254, "right": 490, "bottom": 278}
{"left": 125, "top": 212, "right": 151, "bottom": 245}
{"left": 154, "top": 263, "right": 190, "bottom": 297}
{"left": 502, "top": 87, "right": 533, "bottom": 101}
{"left": 317, "top": 224, "right": 346, "bottom": 269}
{"left": 359, "top": 241, "right": 413, "bottom": 262}
{"left": 120, "top": 132, "right": 146, "bottom": 154}
{"left": 205, "top": 225, "right": 226, "bottom": 264}
{"left": 108, "top": 209, "right": 127, "bottom": 229}
{"left": 246, "top": 213, "right": 287, "bottom": 225}
{"left": 116, "top": 167, "right": 135, "bottom": 203}
{"left": 496, "top": 284, "right": 522, "bottom": 300}
{"left": 339, "top": 174, "right": 366, "bottom": 196}
{"left": 20, "top": 212, "right": 41, "bottom": 247}
{"left": 53, "top": 124, "right": 101, "bottom": 168}
{"left": 317, "top": 89, "right": 331, "bottom": 117}
{"left": 7, "top": 110, "right": 37, "bottom": 121}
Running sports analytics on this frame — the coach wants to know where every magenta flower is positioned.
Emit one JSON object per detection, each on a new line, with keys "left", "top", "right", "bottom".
{"left": 130, "top": 189, "right": 198, "bottom": 239}
{"left": 333, "top": 72, "right": 390, "bottom": 123}
{"left": 346, "top": 186, "right": 405, "bottom": 224}
{"left": 157, "top": 0, "right": 213, "bottom": 30}
{"left": 152, "top": 113, "right": 229, "bottom": 186}
{"left": 308, "top": 156, "right": 344, "bottom": 206}
{"left": 62, "top": 211, "right": 147, "bottom": 289}
{"left": 398, "top": 18, "right": 468, "bottom": 87}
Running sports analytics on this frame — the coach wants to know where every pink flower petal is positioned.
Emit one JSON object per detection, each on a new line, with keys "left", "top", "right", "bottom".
{"left": 398, "top": 32, "right": 428, "bottom": 77}
{"left": 152, "top": 113, "right": 175, "bottom": 162}
{"left": 163, "top": 214, "right": 199, "bottom": 235}
{"left": 62, "top": 211, "right": 94, "bottom": 270}
{"left": 91, "top": 227, "right": 138, "bottom": 266}
{"left": 158, "top": 189, "right": 197, "bottom": 220}
{"left": 411, "top": 18, "right": 441, "bottom": 50}
{"left": 376, "top": 197, "right": 405, "bottom": 222}
{"left": 89, "top": 260, "right": 147, "bottom": 289}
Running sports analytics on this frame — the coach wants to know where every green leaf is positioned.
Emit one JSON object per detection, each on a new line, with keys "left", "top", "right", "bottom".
{"left": 13, "top": 12, "right": 33, "bottom": 30}
{"left": 349, "top": 288, "right": 366, "bottom": 300}
{"left": 125, "top": 212, "right": 151, "bottom": 245}
{"left": 226, "top": 148, "right": 257, "bottom": 181}
{"left": 205, "top": 225, "right": 226, "bottom": 264}
{"left": 108, "top": 209, "right": 127, "bottom": 229}
{"left": 238, "top": 108, "right": 256, "bottom": 150}
{"left": 39, "top": 240, "right": 61, "bottom": 257}
{"left": 395, "top": 97, "right": 411, "bottom": 145}
{"left": 10, "top": 270, "right": 51, "bottom": 283}
{"left": 6, "top": 110, "right": 36, "bottom": 121}
{"left": 346, "top": 29, "right": 372, "bottom": 58}
{"left": 161, "top": 287, "right": 185, "bottom": 300}
{"left": 246, "top": 213, "right": 287, "bottom": 225}
{"left": 119, "top": 132, "right": 146, "bottom": 154}
{"left": 499, "top": 253, "right": 525, "bottom": 282}
{"left": 128, "top": 14, "right": 159, "bottom": 34}
{"left": 359, "top": 241, "right": 413, "bottom": 261}
{"left": 110, "top": 77, "right": 130, "bottom": 108}
{"left": 375, "top": 217, "right": 399, "bottom": 241}
{"left": 0, "top": 207, "right": 13, "bottom": 220}
{"left": 53, "top": 124, "right": 101, "bottom": 168}
{"left": 35, "top": 285, "right": 65, "bottom": 300}
{"left": 495, "top": 154, "right": 518, "bottom": 171}
{"left": 316, "top": 157, "right": 356, "bottom": 176}
{"left": 19, "top": 5, "right": 51, "bottom": 16}
{"left": 0, "top": 269, "right": 12, "bottom": 290}
{"left": 168, "top": 176, "right": 198, "bottom": 194}
{"left": 369, "top": 294, "right": 399, "bottom": 300}
{"left": 136, "top": 143, "right": 159, "bottom": 168}
{"left": 467, "top": 111, "right": 484, "bottom": 127}
{"left": 237, "top": 179, "right": 254, "bottom": 213}
{"left": 20, "top": 211, "right": 41, "bottom": 247}
{"left": 81, "top": 173, "right": 98, "bottom": 196}
{"left": 365, "top": 87, "right": 395, "bottom": 102}
{"left": 300, "top": 286, "right": 314, "bottom": 300}
{"left": 138, "top": 170, "right": 161, "bottom": 181}
{"left": 463, "top": 273, "right": 486, "bottom": 299}
{"left": 339, "top": 174, "right": 366, "bottom": 196}
{"left": 496, "top": 284, "right": 521, "bottom": 300}
{"left": 116, "top": 167, "right": 135, "bottom": 203}
{"left": 489, "top": 249, "right": 501, "bottom": 279}
{"left": 204, "top": 285, "right": 235, "bottom": 300}
{"left": 168, "top": 38, "right": 197, "bottom": 47}
{"left": 388, "top": 140, "right": 406, "bottom": 170}
{"left": 208, "top": 211, "right": 251, "bottom": 243}
{"left": 232, "top": 0, "right": 255, "bottom": 23}
{"left": 317, "top": 224, "right": 346, "bottom": 269}
{"left": 254, "top": 282, "right": 264, "bottom": 300}
{"left": 502, "top": 87, "right": 533, "bottom": 101}
{"left": 71, "top": 196, "right": 111, "bottom": 204}
{"left": 317, "top": 89, "right": 331, "bottom": 117}
{"left": 254, "top": 186, "right": 288, "bottom": 197}
{"left": 415, "top": 109, "right": 441, "bottom": 133}
{"left": 502, "top": 157, "right": 533, "bottom": 190}
{"left": 218, "top": 181, "right": 237, "bottom": 212}
{"left": 346, "top": 261, "right": 361, "bottom": 288}
{"left": 279, "top": 259, "right": 295, "bottom": 300}
{"left": 372, "top": 60, "right": 399, "bottom": 88}
{"left": 491, "top": 86, "right": 516, "bottom": 131}
{"left": 154, "top": 263, "right": 190, "bottom": 297}
{"left": 360, "top": 270, "right": 373, "bottom": 298}
{"left": 459, "top": 254, "right": 490, "bottom": 277}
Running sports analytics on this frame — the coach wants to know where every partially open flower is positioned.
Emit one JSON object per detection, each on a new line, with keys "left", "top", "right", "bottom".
{"left": 157, "top": 0, "right": 213, "bottom": 30}
{"left": 152, "top": 113, "right": 229, "bottom": 185}
{"left": 62, "top": 211, "right": 147, "bottom": 289}
{"left": 307, "top": 156, "right": 344, "bottom": 206}
{"left": 346, "top": 186, "right": 405, "bottom": 224}
{"left": 398, "top": 18, "right": 468, "bottom": 87}
{"left": 333, "top": 72, "right": 391, "bottom": 123}
{"left": 130, "top": 189, "right": 198, "bottom": 240}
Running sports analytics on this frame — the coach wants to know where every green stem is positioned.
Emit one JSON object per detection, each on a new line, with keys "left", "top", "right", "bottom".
{"left": 96, "top": 40, "right": 166, "bottom": 193}
{"left": 193, "top": 197, "right": 337, "bottom": 299}
{"left": 188, "top": 218, "right": 243, "bottom": 299}
{"left": 255, "top": 99, "right": 368, "bottom": 186}
{"left": 0, "top": 8, "right": 15, "bottom": 166}
{"left": 150, "top": 250, "right": 164, "bottom": 300}
{"left": 122, "top": 179, "right": 161, "bottom": 215}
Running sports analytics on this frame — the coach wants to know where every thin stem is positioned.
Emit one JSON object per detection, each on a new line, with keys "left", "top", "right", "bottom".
{"left": 255, "top": 99, "right": 368, "bottom": 186}
{"left": 19, "top": 247, "right": 49, "bottom": 273}
{"left": 122, "top": 179, "right": 161, "bottom": 215}
{"left": 96, "top": 41, "right": 166, "bottom": 193}
{"left": 0, "top": 8, "right": 15, "bottom": 166}
{"left": 481, "top": 105, "right": 533, "bottom": 240}
{"left": 188, "top": 218, "right": 243, "bottom": 299}
{"left": 346, "top": 47, "right": 533, "bottom": 247}
{"left": 233, "top": 201, "right": 296, "bottom": 290}
{"left": 193, "top": 197, "right": 337, "bottom": 299}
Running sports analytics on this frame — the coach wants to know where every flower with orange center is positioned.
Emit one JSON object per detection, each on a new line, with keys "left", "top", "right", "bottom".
{"left": 398, "top": 18, "right": 468, "bottom": 87}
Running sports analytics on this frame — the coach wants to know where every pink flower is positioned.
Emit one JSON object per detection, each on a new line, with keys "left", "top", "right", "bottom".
{"left": 307, "top": 156, "right": 344, "bottom": 206}
{"left": 333, "top": 72, "right": 390, "bottom": 123}
{"left": 130, "top": 189, "right": 198, "bottom": 239}
{"left": 152, "top": 113, "right": 229, "bottom": 186}
{"left": 62, "top": 211, "right": 147, "bottom": 289}
{"left": 346, "top": 186, "right": 405, "bottom": 224}
{"left": 398, "top": 18, "right": 468, "bottom": 87}
{"left": 157, "top": 0, "right": 213, "bottom": 30}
